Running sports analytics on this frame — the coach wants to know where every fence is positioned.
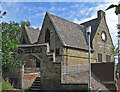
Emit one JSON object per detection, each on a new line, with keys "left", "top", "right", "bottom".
{"left": 62, "top": 64, "right": 89, "bottom": 75}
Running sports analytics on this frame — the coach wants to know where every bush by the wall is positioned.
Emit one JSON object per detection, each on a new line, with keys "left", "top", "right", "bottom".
{"left": 2, "top": 79, "right": 14, "bottom": 90}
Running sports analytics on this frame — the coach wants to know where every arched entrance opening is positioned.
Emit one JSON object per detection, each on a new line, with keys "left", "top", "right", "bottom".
{"left": 21, "top": 54, "right": 41, "bottom": 74}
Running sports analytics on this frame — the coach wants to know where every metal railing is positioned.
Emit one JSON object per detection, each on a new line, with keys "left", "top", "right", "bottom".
{"left": 24, "top": 68, "right": 40, "bottom": 73}
{"left": 62, "top": 64, "right": 89, "bottom": 75}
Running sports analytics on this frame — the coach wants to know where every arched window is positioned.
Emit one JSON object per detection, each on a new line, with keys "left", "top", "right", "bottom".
{"left": 22, "top": 38, "right": 26, "bottom": 44}
{"left": 45, "top": 29, "right": 50, "bottom": 45}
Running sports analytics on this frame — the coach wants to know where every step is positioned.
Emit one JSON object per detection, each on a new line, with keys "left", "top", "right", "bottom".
{"left": 30, "top": 85, "right": 40, "bottom": 88}
{"left": 34, "top": 79, "right": 41, "bottom": 81}
{"left": 29, "top": 88, "right": 41, "bottom": 91}
{"left": 33, "top": 80, "right": 41, "bottom": 83}
{"left": 36, "top": 77, "right": 41, "bottom": 80}
{"left": 32, "top": 83, "right": 41, "bottom": 86}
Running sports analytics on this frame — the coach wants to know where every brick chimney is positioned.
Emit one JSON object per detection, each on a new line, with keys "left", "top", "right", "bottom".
{"left": 97, "top": 10, "right": 105, "bottom": 19}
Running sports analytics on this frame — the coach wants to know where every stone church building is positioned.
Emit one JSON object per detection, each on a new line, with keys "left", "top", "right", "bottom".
{"left": 16, "top": 10, "right": 116, "bottom": 91}
{"left": 20, "top": 10, "right": 114, "bottom": 65}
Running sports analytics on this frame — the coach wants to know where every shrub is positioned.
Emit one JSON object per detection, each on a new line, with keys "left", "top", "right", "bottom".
{"left": 2, "top": 79, "right": 14, "bottom": 90}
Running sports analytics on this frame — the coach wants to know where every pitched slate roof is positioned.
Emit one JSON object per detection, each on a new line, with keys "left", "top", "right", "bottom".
{"left": 47, "top": 12, "right": 89, "bottom": 51}
{"left": 25, "top": 27, "right": 40, "bottom": 44}
{"left": 80, "top": 18, "right": 100, "bottom": 41}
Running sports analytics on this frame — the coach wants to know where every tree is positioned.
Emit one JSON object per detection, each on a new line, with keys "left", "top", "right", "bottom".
{"left": 20, "top": 20, "right": 30, "bottom": 29}
{"left": 2, "top": 22, "right": 21, "bottom": 69}
{"left": 0, "top": 10, "right": 7, "bottom": 19}
{"left": 106, "top": 4, "right": 120, "bottom": 15}
{"left": 2, "top": 21, "right": 31, "bottom": 70}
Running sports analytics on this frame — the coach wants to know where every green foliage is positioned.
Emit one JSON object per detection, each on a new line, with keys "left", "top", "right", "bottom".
{"left": 20, "top": 20, "right": 31, "bottom": 29}
{"left": 116, "top": 64, "right": 120, "bottom": 71}
{"left": 2, "top": 22, "right": 22, "bottom": 68}
{"left": 117, "top": 24, "right": 120, "bottom": 29}
{"left": 111, "top": 46, "right": 118, "bottom": 56}
{"left": 106, "top": 4, "right": 120, "bottom": 15}
{"left": 2, "top": 21, "right": 31, "bottom": 69}
{"left": 1, "top": 79, "right": 14, "bottom": 90}
{"left": 0, "top": 10, "right": 7, "bottom": 19}
{"left": 111, "top": 47, "right": 120, "bottom": 73}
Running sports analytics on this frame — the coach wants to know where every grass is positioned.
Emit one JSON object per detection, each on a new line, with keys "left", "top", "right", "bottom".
{"left": 1, "top": 79, "right": 14, "bottom": 90}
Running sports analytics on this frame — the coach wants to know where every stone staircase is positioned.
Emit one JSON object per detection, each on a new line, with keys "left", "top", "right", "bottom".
{"left": 26, "top": 76, "right": 41, "bottom": 92}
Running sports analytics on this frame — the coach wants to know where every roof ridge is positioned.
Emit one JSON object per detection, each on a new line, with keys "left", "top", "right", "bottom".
{"left": 47, "top": 12, "right": 83, "bottom": 27}
{"left": 46, "top": 12, "right": 89, "bottom": 50}
{"left": 27, "top": 27, "right": 40, "bottom": 31}
{"left": 80, "top": 18, "right": 98, "bottom": 25}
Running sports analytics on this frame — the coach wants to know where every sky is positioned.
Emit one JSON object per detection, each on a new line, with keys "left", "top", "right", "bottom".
{"left": 1, "top": 1, "right": 119, "bottom": 47}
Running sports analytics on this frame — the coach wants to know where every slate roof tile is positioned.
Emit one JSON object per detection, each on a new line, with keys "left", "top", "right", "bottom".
{"left": 25, "top": 27, "right": 40, "bottom": 44}
{"left": 80, "top": 18, "right": 100, "bottom": 41}
{"left": 47, "top": 12, "right": 89, "bottom": 50}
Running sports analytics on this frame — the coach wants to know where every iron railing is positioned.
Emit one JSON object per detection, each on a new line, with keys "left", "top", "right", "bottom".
{"left": 62, "top": 64, "right": 89, "bottom": 75}
{"left": 24, "top": 68, "right": 40, "bottom": 73}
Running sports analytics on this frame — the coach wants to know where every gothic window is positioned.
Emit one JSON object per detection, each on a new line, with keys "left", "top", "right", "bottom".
{"left": 36, "top": 60, "right": 40, "bottom": 67}
{"left": 45, "top": 29, "right": 50, "bottom": 45}
{"left": 56, "top": 48, "right": 60, "bottom": 56}
{"left": 98, "top": 53, "right": 102, "bottom": 62}
{"left": 22, "top": 38, "right": 26, "bottom": 44}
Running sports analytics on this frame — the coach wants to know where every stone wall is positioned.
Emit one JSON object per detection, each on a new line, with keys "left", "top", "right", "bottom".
{"left": 92, "top": 14, "right": 114, "bottom": 63}
{"left": 41, "top": 50, "right": 61, "bottom": 90}
{"left": 38, "top": 13, "right": 63, "bottom": 62}
{"left": 61, "top": 83, "right": 88, "bottom": 90}
{"left": 62, "top": 47, "right": 97, "bottom": 66}
{"left": 2, "top": 67, "right": 23, "bottom": 89}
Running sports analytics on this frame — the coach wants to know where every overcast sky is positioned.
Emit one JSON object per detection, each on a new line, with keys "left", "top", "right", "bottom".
{"left": 1, "top": 1, "right": 119, "bottom": 47}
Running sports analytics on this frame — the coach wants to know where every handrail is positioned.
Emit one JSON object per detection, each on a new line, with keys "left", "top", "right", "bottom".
{"left": 62, "top": 64, "right": 89, "bottom": 75}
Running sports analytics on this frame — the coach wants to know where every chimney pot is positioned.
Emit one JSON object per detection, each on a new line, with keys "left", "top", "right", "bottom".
{"left": 97, "top": 10, "right": 105, "bottom": 19}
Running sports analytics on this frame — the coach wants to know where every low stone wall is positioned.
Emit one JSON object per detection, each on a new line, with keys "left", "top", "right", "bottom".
{"left": 2, "top": 68, "right": 22, "bottom": 89}
{"left": 61, "top": 83, "right": 88, "bottom": 90}
{"left": 41, "top": 61, "right": 61, "bottom": 90}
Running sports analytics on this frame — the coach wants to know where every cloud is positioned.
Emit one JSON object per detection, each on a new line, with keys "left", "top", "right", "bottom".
{"left": 71, "top": 4, "right": 79, "bottom": 8}
{"left": 49, "top": 6, "right": 55, "bottom": 11}
{"left": 58, "top": 7, "right": 66, "bottom": 11}
{"left": 35, "top": 12, "right": 46, "bottom": 17}
{"left": 73, "top": 2, "right": 118, "bottom": 47}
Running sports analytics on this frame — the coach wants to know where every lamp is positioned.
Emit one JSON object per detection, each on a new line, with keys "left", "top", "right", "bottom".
{"left": 86, "top": 26, "right": 92, "bottom": 92}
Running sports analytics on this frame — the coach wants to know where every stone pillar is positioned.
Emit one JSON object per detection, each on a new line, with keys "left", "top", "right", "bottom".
{"left": 21, "top": 64, "right": 24, "bottom": 89}
{"left": 46, "top": 43, "right": 50, "bottom": 53}
{"left": 41, "top": 46, "right": 61, "bottom": 90}
{"left": 53, "top": 52, "right": 55, "bottom": 62}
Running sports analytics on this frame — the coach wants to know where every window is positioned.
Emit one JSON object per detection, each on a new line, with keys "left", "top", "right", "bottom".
{"left": 56, "top": 48, "right": 60, "bottom": 56}
{"left": 36, "top": 60, "right": 40, "bottom": 67}
{"left": 22, "top": 38, "right": 26, "bottom": 44}
{"left": 45, "top": 29, "right": 50, "bottom": 45}
{"left": 98, "top": 53, "right": 102, "bottom": 62}
{"left": 106, "top": 55, "right": 111, "bottom": 62}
